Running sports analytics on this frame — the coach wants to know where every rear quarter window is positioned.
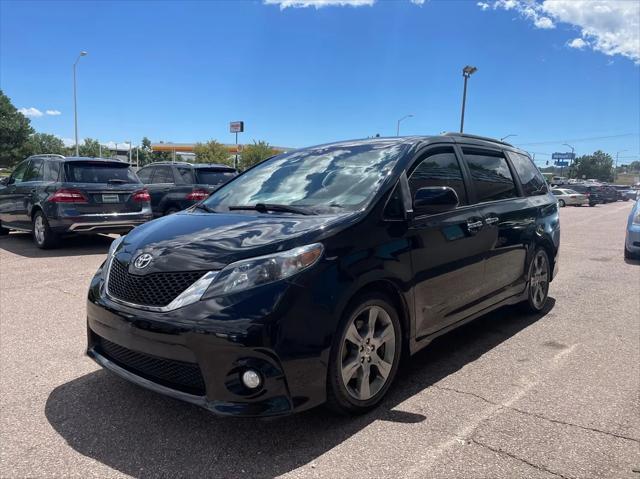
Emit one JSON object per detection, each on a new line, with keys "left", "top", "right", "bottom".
{"left": 508, "top": 151, "right": 547, "bottom": 196}
{"left": 195, "top": 169, "right": 236, "bottom": 186}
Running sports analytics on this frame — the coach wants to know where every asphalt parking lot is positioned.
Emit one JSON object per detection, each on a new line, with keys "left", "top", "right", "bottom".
{"left": 0, "top": 201, "right": 638, "bottom": 479}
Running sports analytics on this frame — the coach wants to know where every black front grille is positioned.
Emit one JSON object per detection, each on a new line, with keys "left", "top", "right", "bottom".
{"left": 96, "top": 336, "right": 206, "bottom": 396}
{"left": 107, "top": 259, "right": 205, "bottom": 307}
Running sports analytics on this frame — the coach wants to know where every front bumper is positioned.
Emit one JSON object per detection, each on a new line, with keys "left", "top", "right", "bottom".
{"left": 625, "top": 225, "right": 640, "bottom": 254}
{"left": 86, "top": 267, "right": 332, "bottom": 417}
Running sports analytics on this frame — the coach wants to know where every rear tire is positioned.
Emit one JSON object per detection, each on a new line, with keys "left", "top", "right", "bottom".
{"left": 32, "top": 211, "right": 58, "bottom": 249}
{"left": 521, "top": 248, "right": 550, "bottom": 313}
{"left": 326, "top": 293, "right": 402, "bottom": 415}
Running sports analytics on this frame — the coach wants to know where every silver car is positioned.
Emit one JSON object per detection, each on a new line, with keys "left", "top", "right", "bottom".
{"left": 551, "top": 188, "right": 589, "bottom": 207}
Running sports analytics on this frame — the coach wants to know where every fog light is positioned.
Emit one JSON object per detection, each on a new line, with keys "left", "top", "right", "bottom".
{"left": 241, "top": 369, "right": 262, "bottom": 389}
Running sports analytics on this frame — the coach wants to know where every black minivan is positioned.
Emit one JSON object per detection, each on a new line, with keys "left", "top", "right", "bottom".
{"left": 86, "top": 134, "right": 559, "bottom": 416}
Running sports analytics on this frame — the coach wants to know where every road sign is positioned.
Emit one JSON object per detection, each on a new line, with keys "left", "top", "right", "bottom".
{"left": 554, "top": 160, "right": 569, "bottom": 167}
{"left": 230, "top": 121, "right": 244, "bottom": 133}
{"left": 552, "top": 152, "right": 575, "bottom": 160}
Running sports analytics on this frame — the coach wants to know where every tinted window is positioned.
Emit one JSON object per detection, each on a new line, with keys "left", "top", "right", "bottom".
{"left": 9, "top": 161, "right": 29, "bottom": 184}
{"left": 42, "top": 161, "right": 61, "bottom": 182}
{"left": 195, "top": 169, "right": 236, "bottom": 186}
{"left": 137, "top": 167, "right": 153, "bottom": 183}
{"left": 24, "top": 158, "right": 43, "bottom": 181}
{"left": 177, "top": 167, "right": 195, "bottom": 183}
{"left": 551, "top": 189, "right": 563, "bottom": 195}
{"left": 152, "top": 166, "right": 175, "bottom": 184}
{"left": 408, "top": 148, "right": 467, "bottom": 204}
{"left": 509, "top": 152, "right": 547, "bottom": 195}
{"left": 64, "top": 162, "right": 139, "bottom": 184}
{"left": 464, "top": 150, "right": 517, "bottom": 202}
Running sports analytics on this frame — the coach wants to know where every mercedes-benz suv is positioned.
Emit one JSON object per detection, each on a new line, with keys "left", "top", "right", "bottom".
{"left": 86, "top": 134, "right": 559, "bottom": 416}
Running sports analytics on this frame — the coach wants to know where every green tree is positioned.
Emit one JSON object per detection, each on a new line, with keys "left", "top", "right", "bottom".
{"left": 240, "top": 140, "right": 279, "bottom": 170}
{"left": 22, "top": 133, "right": 66, "bottom": 157}
{"left": 135, "top": 137, "right": 153, "bottom": 165}
{"left": 573, "top": 150, "right": 614, "bottom": 182}
{"left": 77, "top": 138, "right": 105, "bottom": 158}
{"left": 193, "top": 140, "right": 232, "bottom": 166}
{"left": 0, "top": 90, "right": 34, "bottom": 167}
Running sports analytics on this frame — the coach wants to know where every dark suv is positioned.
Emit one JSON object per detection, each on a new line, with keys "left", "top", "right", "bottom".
{"left": 569, "top": 183, "right": 602, "bottom": 206}
{"left": 0, "top": 155, "right": 153, "bottom": 248}
{"left": 136, "top": 162, "right": 237, "bottom": 216}
{"left": 87, "top": 134, "right": 559, "bottom": 417}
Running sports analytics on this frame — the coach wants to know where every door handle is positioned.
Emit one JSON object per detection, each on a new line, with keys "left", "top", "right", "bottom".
{"left": 485, "top": 216, "right": 499, "bottom": 225}
{"left": 466, "top": 219, "right": 484, "bottom": 233}
{"left": 30, "top": 189, "right": 37, "bottom": 193}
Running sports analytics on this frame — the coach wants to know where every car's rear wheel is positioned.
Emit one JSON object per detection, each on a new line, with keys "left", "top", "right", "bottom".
{"left": 522, "top": 248, "right": 550, "bottom": 313}
{"left": 326, "top": 294, "right": 402, "bottom": 415}
{"left": 32, "top": 211, "right": 58, "bottom": 249}
{"left": 558, "top": 199, "right": 565, "bottom": 207}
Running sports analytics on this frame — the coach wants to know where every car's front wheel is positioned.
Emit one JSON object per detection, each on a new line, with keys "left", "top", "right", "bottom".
{"left": 558, "top": 199, "right": 565, "bottom": 207}
{"left": 32, "top": 211, "right": 58, "bottom": 249}
{"left": 326, "top": 294, "right": 402, "bottom": 415}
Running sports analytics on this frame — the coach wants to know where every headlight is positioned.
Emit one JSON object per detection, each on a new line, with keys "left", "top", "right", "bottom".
{"left": 108, "top": 235, "right": 124, "bottom": 259}
{"left": 203, "top": 243, "right": 324, "bottom": 298}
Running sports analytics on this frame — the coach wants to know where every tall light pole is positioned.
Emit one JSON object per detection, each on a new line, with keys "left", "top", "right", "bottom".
{"left": 460, "top": 65, "right": 477, "bottom": 133}
{"left": 615, "top": 150, "right": 628, "bottom": 181}
{"left": 500, "top": 134, "right": 517, "bottom": 142}
{"left": 562, "top": 143, "right": 574, "bottom": 178}
{"left": 396, "top": 114, "right": 414, "bottom": 137}
{"left": 73, "top": 51, "right": 88, "bottom": 156}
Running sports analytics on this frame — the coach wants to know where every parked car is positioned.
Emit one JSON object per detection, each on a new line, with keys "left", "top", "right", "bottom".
{"left": 551, "top": 176, "right": 568, "bottom": 186}
{"left": 551, "top": 188, "right": 588, "bottom": 207}
{"left": 568, "top": 183, "right": 602, "bottom": 206}
{"left": 599, "top": 185, "right": 618, "bottom": 203}
{"left": 622, "top": 188, "right": 639, "bottom": 201}
{"left": 0, "top": 155, "right": 153, "bottom": 248}
{"left": 611, "top": 185, "right": 632, "bottom": 201}
{"left": 86, "top": 133, "right": 559, "bottom": 417}
{"left": 625, "top": 200, "right": 640, "bottom": 259}
{"left": 136, "top": 162, "right": 237, "bottom": 216}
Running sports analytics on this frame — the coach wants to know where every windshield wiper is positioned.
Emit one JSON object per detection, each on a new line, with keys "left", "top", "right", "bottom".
{"left": 228, "top": 203, "right": 316, "bottom": 215}
{"left": 192, "top": 203, "right": 216, "bottom": 213}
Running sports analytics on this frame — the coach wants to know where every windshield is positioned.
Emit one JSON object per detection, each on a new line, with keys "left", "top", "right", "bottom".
{"left": 64, "top": 162, "right": 139, "bottom": 184}
{"left": 204, "top": 141, "right": 407, "bottom": 214}
{"left": 196, "top": 169, "right": 236, "bottom": 186}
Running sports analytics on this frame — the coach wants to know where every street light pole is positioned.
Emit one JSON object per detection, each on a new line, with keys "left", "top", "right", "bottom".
{"left": 562, "top": 143, "right": 574, "bottom": 178}
{"left": 615, "top": 150, "right": 628, "bottom": 181}
{"left": 396, "top": 114, "right": 414, "bottom": 137}
{"left": 460, "top": 65, "right": 477, "bottom": 133}
{"left": 73, "top": 51, "right": 88, "bottom": 156}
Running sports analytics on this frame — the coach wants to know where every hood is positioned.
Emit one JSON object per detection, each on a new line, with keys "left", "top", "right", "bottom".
{"left": 116, "top": 210, "right": 351, "bottom": 273}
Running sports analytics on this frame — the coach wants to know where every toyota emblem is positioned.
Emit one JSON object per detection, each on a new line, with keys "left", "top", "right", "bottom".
{"left": 133, "top": 253, "right": 153, "bottom": 269}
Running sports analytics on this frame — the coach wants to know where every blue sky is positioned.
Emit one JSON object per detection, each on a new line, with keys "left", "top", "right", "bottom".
{"left": 1, "top": 0, "right": 638, "bottom": 166}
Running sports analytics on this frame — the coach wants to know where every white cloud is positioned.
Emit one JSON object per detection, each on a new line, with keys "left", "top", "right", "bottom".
{"left": 18, "top": 107, "right": 43, "bottom": 118}
{"left": 567, "top": 37, "right": 587, "bottom": 50}
{"left": 264, "top": 0, "right": 374, "bottom": 8}
{"left": 45, "top": 109, "right": 61, "bottom": 116}
{"left": 478, "top": 0, "right": 640, "bottom": 63}
{"left": 410, "top": 0, "right": 426, "bottom": 5}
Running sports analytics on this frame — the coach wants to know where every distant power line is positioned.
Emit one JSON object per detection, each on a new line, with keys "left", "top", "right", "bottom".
{"left": 516, "top": 133, "right": 638, "bottom": 147}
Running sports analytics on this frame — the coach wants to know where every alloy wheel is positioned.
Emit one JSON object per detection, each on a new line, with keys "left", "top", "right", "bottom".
{"left": 340, "top": 305, "right": 396, "bottom": 401}
{"left": 34, "top": 215, "right": 46, "bottom": 245}
{"left": 529, "top": 250, "right": 549, "bottom": 310}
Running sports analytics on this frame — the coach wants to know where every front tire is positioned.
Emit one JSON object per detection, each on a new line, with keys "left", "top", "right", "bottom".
{"left": 32, "top": 211, "right": 58, "bottom": 249}
{"left": 522, "top": 248, "right": 550, "bottom": 313}
{"left": 326, "top": 294, "right": 402, "bottom": 415}
{"left": 558, "top": 199, "right": 565, "bottom": 207}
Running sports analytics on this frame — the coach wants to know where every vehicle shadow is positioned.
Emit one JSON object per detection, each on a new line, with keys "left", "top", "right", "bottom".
{"left": 0, "top": 232, "right": 114, "bottom": 258}
{"left": 45, "top": 299, "right": 555, "bottom": 478}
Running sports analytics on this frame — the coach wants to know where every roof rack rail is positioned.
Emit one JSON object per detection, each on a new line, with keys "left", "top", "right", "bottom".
{"left": 27, "top": 154, "right": 66, "bottom": 159}
{"left": 442, "top": 132, "right": 514, "bottom": 147}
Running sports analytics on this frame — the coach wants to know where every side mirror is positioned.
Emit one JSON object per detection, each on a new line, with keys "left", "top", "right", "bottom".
{"left": 413, "top": 186, "right": 459, "bottom": 215}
